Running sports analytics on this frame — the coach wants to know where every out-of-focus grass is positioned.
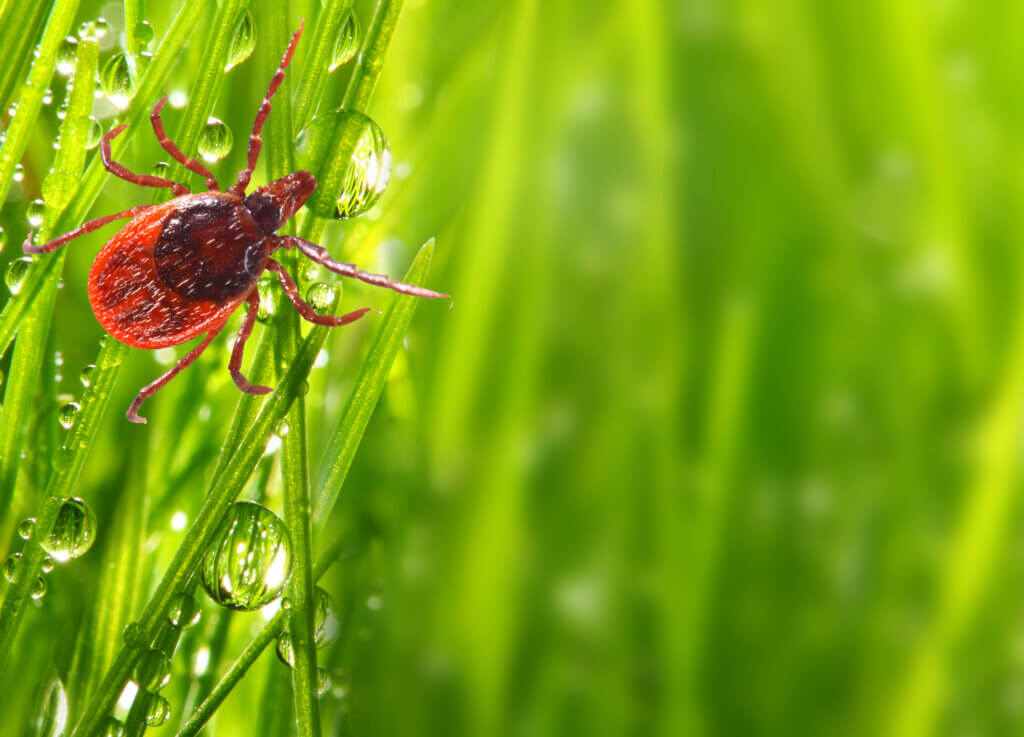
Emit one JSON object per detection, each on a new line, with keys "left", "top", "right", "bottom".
{"left": 6, "top": 0, "right": 1024, "bottom": 736}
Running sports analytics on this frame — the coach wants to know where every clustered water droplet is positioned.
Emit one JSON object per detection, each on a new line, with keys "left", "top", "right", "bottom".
{"left": 41, "top": 497, "right": 97, "bottom": 562}
{"left": 296, "top": 110, "right": 392, "bottom": 219}
{"left": 57, "top": 37, "right": 78, "bottom": 76}
{"left": 144, "top": 693, "right": 171, "bottom": 727}
{"left": 225, "top": 11, "right": 256, "bottom": 71}
{"left": 199, "top": 501, "right": 293, "bottom": 610}
{"left": 100, "top": 716, "right": 124, "bottom": 737}
{"left": 276, "top": 587, "right": 340, "bottom": 667}
{"left": 135, "top": 649, "right": 171, "bottom": 691}
{"left": 167, "top": 591, "right": 201, "bottom": 629}
{"left": 198, "top": 117, "right": 232, "bottom": 163}
{"left": 330, "top": 11, "right": 361, "bottom": 71}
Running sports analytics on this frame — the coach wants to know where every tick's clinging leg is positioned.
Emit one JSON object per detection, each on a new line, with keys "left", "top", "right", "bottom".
{"left": 229, "top": 290, "right": 273, "bottom": 394}
{"left": 150, "top": 96, "right": 220, "bottom": 191}
{"left": 126, "top": 324, "right": 224, "bottom": 424}
{"left": 266, "top": 259, "right": 375, "bottom": 327}
{"left": 228, "top": 20, "right": 304, "bottom": 196}
{"left": 101, "top": 122, "right": 190, "bottom": 196}
{"left": 23, "top": 205, "right": 153, "bottom": 255}
{"left": 274, "top": 236, "right": 450, "bottom": 299}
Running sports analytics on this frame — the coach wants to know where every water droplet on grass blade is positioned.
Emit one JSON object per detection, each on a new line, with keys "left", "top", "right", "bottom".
{"left": 27, "top": 199, "right": 45, "bottom": 227}
{"left": 199, "top": 501, "right": 292, "bottom": 610}
{"left": 7, "top": 257, "right": 33, "bottom": 295}
{"left": 19, "top": 518, "right": 35, "bottom": 539}
{"left": 135, "top": 649, "right": 171, "bottom": 691}
{"left": 151, "top": 161, "right": 170, "bottom": 178}
{"left": 101, "top": 53, "right": 136, "bottom": 110}
{"left": 317, "top": 668, "right": 331, "bottom": 695}
{"left": 40, "top": 497, "right": 97, "bottom": 562}
{"left": 34, "top": 676, "right": 68, "bottom": 737}
{"left": 276, "top": 587, "right": 340, "bottom": 667}
{"left": 57, "top": 37, "right": 77, "bottom": 76}
{"left": 85, "top": 117, "right": 102, "bottom": 150}
{"left": 144, "top": 694, "right": 170, "bottom": 727}
{"left": 13, "top": 163, "right": 24, "bottom": 183}
{"left": 0, "top": 226, "right": 7, "bottom": 252}
{"left": 225, "top": 11, "right": 256, "bottom": 71}
{"left": 41, "top": 556, "right": 55, "bottom": 573}
{"left": 198, "top": 117, "right": 232, "bottom": 163}
{"left": 329, "top": 12, "right": 361, "bottom": 71}
{"left": 306, "top": 282, "right": 337, "bottom": 313}
{"left": 100, "top": 717, "right": 124, "bottom": 737}
{"left": 31, "top": 576, "right": 47, "bottom": 600}
{"left": 167, "top": 592, "right": 201, "bottom": 629}
{"left": 122, "top": 622, "right": 142, "bottom": 647}
{"left": 80, "top": 364, "right": 95, "bottom": 387}
{"left": 296, "top": 110, "right": 392, "bottom": 219}
{"left": 135, "top": 21, "right": 155, "bottom": 47}
{"left": 58, "top": 402, "right": 80, "bottom": 429}
{"left": 4, "top": 553, "right": 22, "bottom": 582}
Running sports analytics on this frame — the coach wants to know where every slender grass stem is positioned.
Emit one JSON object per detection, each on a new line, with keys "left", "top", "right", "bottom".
{"left": 341, "top": 0, "right": 404, "bottom": 112}
{"left": 0, "top": 0, "right": 50, "bottom": 114}
{"left": 292, "top": 0, "right": 354, "bottom": 130}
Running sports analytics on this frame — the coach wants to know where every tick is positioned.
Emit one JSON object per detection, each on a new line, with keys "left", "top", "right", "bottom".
{"left": 23, "top": 21, "right": 447, "bottom": 424}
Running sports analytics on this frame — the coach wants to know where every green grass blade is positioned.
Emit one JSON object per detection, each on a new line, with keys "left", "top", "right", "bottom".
{"left": 0, "top": 0, "right": 52, "bottom": 115}
{"left": 313, "top": 238, "right": 436, "bottom": 525}
{"left": 291, "top": 0, "right": 354, "bottom": 130}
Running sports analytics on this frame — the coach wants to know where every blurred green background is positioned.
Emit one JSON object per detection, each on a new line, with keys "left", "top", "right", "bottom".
{"left": 7, "top": 0, "right": 1024, "bottom": 735}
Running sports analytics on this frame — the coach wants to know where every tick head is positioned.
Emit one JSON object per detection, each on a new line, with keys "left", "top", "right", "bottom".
{"left": 243, "top": 171, "right": 317, "bottom": 233}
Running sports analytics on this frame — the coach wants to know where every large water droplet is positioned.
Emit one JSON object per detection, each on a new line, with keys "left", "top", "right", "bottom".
{"left": 225, "top": 11, "right": 256, "bottom": 71}
{"left": 135, "top": 649, "right": 171, "bottom": 691}
{"left": 99, "top": 717, "right": 124, "bottom": 737}
{"left": 198, "top": 117, "right": 232, "bottom": 163}
{"left": 167, "top": 592, "right": 201, "bottom": 629}
{"left": 85, "top": 117, "right": 102, "bottom": 150}
{"left": 7, "top": 256, "right": 33, "bottom": 295}
{"left": 296, "top": 110, "right": 392, "bottom": 219}
{"left": 58, "top": 402, "right": 80, "bottom": 430}
{"left": 101, "top": 53, "right": 136, "bottom": 111}
{"left": 199, "top": 501, "right": 293, "bottom": 610}
{"left": 27, "top": 199, "right": 46, "bottom": 227}
{"left": 40, "top": 497, "right": 97, "bottom": 562}
{"left": 32, "top": 576, "right": 47, "bottom": 600}
{"left": 305, "top": 282, "right": 338, "bottom": 313}
{"left": 329, "top": 12, "right": 361, "bottom": 71}
{"left": 135, "top": 21, "right": 155, "bottom": 47}
{"left": 56, "top": 37, "right": 78, "bottom": 76}
{"left": 19, "top": 518, "right": 36, "bottom": 539}
{"left": 33, "top": 676, "right": 68, "bottom": 737}
{"left": 4, "top": 553, "right": 23, "bottom": 582}
{"left": 144, "top": 694, "right": 171, "bottom": 727}
{"left": 276, "top": 587, "right": 340, "bottom": 667}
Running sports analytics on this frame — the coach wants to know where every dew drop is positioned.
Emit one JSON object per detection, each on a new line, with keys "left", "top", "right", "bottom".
{"left": 40, "top": 497, "right": 97, "bottom": 562}
{"left": 122, "top": 622, "right": 142, "bottom": 648}
{"left": 167, "top": 592, "right": 201, "bottom": 629}
{"left": 101, "top": 52, "right": 136, "bottom": 111}
{"left": 85, "top": 117, "right": 102, "bottom": 150}
{"left": 135, "top": 21, "right": 155, "bottom": 47}
{"left": 199, "top": 501, "right": 293, "bottom": 610}
{"left": 329, "top": 11, "right": 361, "bottom": 71}
{"left": 41, "top": 556, "right": 55, "bottom": 574}
{"left": 99, "top": 717, "right": 124, "bottom": 737}
{"left": 197, "top": 117, "right": 232, "bottom": 163}
{"left": 144, "top": 693, "right": 171, "bottom": 727}
{"left": 135, "top": 649, "right": 171, "bottom": 691}
{"left": 257, "top": 278, "right": 277, "bottom": 322}
{"left": 7, "top": 102, "right": 17, "bottom": 117}
{"left": 41, "top": 89, "right": 53, "bottom": 106}
{"left": 0, "top": 226, "right": 7, "bottom": 252}
{"left": 275, "top": 419, "right": 290, "bottom": 437}
{"left": 34, "top": 675, "right": 68, "bottom": 737}
{"left": 296, "top": 110, "right": 392, "bottom": 219}
{"left": 299, "top": 261, "right": 321, "bottom": 282}
{"left": 32, "top": 576, "right": 47, "bottom": 600}
{"left": 317, "top": 668, "right": 331, "bottom": 695}
{"left": 305, "top": 282, "right": 338, "bottom": 313}
{"left": 3, "top": 553, "right": 23, "bottom": 583}
{"left": 275, "top": 587, "right": 340, "bottom": 667}
{"left": 13, "top": 163, "right": 24, "bottom": 183}
{"left": 150, "top": 161, "right": 170, "bottom": 178}
{"left": 27, "top": 199, "right": 45, "bottom": 228}
{"left": 94, "top": 17, "right": 110, "bottom": 39}
{"left": 58, "top": 402, "right": 80, "bottom": 430}
{"left": 7, "top": 256, "right": 33, "bottom": 295}
{"left": 225, "top": 11, "right": 256, "bottom": 71}
{"left": 80, "top": 364, "right": 95, "bottom": 387}
{"left": 18, "top": 517, "right": 36, "bottom": 540}
{"left": 56, "top": 37, "right": 78, "bottom": 76}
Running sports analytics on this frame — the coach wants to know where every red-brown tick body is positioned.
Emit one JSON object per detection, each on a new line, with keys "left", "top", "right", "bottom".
{"left": 24, "top": 21, "right": 448, "bottom": 423}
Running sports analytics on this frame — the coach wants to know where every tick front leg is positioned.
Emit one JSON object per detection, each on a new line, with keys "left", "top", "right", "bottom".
{"left": 150, "top": 96, "right": 220, "bottom": 191}
{"left": 23, "top": 205, "right": 153, "bottom": 255}
{"left": 229, "top": 290, "right": 273, "bottom": 394}
{"left": 266, "top": 259, "right": 376, "bottom": 327}
{"left": 126, "top": 325, "right": 224, "bottom": 424}
{"left": 101, "top": 121, "right": 190, "bottom": 196}
{"left": 273, "top": 236, "right": 450, "bottom": 300}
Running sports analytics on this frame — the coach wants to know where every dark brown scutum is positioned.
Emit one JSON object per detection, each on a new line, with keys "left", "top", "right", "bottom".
{"left": 153, "top": 195, "right": 267, "bottom": 302}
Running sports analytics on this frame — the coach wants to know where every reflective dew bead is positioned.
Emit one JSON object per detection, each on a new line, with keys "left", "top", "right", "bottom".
{"left": 144, "top": 693, "right": 171, "bottom": 727}
{"left": 101, "top": 52, "right": 136, "bottom": 110}
{"left": 317, "top": 668, "right": 331, "bottom": 696}
{"left": 225, "top": 11, "right": 256, "bottom": 71}
{"left": 197, "top": 117, "right": 232, "bottom": 163}
{"left": 329, "top": 11, "right": 360, "bottom": 71}
{"left": 40, "top": 497, "right": 97, "bottom": 562}
{"left": 167, "top": 592, "right": 201, "bottom": 629}
{"left": 58, "top": 401, "right": 80, "bottom": 430}
{"left": 41, "top": 556, "right": 55, "bottom": 574}
{"left": 18, "top": 517, "right": 36, "bottom": 540}
{"left": 135, "top": 649, "right": 171, "bottom": 691}
{"left": 305, "top": 282, "right": 337, "bottom": 313}
{"left": 3, "top": 553, "right": 23, "bottom": 583}
{"left": 35, "top": 676, "right": 67, "bottom": 737}
{"left": 100, "top": 717, "right": 125, "bottom": 737}
{"left": 122, "top": 622, "right": 143, "bottom": 648}
{"left": 80, "top": 364, "right": 95, "bottom": 387}
{"left": 199, "top": 501, "right": 293, "bottom": 611}
{"left": 31, "top": 576, "right": 47, "bottom": 600}
{"left": 276, "top": 587, "right": 340, "bottom": 667}
{"left": 6, "top": 256, "right": 32, "bottom": 295}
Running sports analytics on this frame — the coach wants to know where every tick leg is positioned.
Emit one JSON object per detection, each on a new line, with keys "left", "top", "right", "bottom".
{"left": 23, "top": 205, "right": 153, "bottom": 255}
{"left": 126, "top": 325, "right": 224, "bottom": 424}
{"left": 266, "top": 258, "right": 376, "bottom": 327}
{"left": 101, "top": 122, "right": 190, "bottom": 196}
{"left": 227, "top": 21, "right": 304, "bottom": 196}
{"left": 229, "top": 290, "right": 273, "bottom": 394}
{"left": 150, "top": 96, "right": 220, "bottom": 191}
{"left": 273, "top": 236, "right": 450, "bottom": 299}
